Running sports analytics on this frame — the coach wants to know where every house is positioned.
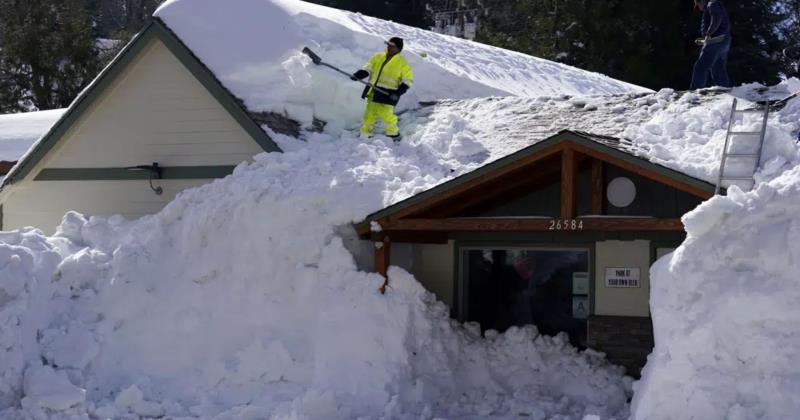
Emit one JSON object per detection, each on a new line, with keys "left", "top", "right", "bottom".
{"left": 355, "top": 129, "right": 717, "bottom": 375}
{"left": 0, "top": 109, "right": 64, "bottom": 176}
{"left": 0, "top": 21, "right": 284, "bottom": 232}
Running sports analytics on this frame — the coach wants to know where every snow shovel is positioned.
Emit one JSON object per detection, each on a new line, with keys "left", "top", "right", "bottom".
{"left": 302, "top": 47, "right": 391, "bottom": 96}
{"left": 694, "top": 34, "right": 726, "bottom": 46}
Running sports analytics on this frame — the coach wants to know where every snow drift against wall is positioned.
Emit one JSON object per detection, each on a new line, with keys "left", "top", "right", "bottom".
{"left": 631, "top": 164, "right": 800, "bottom": 420}
{"left": 0, "top": 132, "right": 632, "bottom": 419}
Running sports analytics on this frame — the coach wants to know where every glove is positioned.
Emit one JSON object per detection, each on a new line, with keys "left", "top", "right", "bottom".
{"left": 351, "top": 69, "right": 369, "bottom": 81}
{"left": 397, "top": 83, "right": 409, "bottom": 96}
{"left": 695, "top": 35, "right": 711, "bottom": 46}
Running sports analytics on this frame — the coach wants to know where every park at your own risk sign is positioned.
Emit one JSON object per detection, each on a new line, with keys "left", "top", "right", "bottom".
{"left": 604, "top": 267, "right": 641, "bottom": 288}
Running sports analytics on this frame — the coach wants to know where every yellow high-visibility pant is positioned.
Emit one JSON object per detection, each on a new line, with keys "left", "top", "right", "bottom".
{"left": 360, "top": 99, "right": 398, "bottom": 136}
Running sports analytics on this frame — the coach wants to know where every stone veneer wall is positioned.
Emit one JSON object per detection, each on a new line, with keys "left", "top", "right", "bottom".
{"left": 587, "top": 315, "right": 654, "bottom": 377}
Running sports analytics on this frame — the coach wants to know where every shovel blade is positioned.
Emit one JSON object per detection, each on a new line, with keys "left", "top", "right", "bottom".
{"left": 302, "top": 46, "right": 322, "bottom": 64}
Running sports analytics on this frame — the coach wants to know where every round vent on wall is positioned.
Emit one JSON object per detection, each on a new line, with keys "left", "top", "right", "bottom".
{"left": 607, "top": 177, "right": 636, "bottom": 207}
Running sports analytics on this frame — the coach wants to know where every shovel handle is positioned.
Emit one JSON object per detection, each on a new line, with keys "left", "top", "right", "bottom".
{"left": 303, "top": 47, "right": 391, "bottom": 96}
{"left": 322, "top": 63, "right": 391, "bottom": 95}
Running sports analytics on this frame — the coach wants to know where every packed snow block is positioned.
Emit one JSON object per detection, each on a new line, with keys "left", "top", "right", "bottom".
{"left": 631, "top": 167, "right": 800, "bottom": 420}
{"left": 587, "top": 315, "right": 653, "bottom": 377}
{"left": 21, "top": 365, "right": 85, "bottom": 411}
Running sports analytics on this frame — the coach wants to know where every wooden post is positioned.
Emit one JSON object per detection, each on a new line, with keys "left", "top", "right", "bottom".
{"left": 591, "top": 159, "right": 604, "bottom": 215}
{"left": 561, "top": 148, "right": 578, "bottom": 219}
{"left": 375, "top": 235, "right": 391, "bottom": 294}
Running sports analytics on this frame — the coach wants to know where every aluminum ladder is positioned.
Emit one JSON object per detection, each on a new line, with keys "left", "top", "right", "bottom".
{"left": 715, "top": 98, "right": 769, "bottom": 194}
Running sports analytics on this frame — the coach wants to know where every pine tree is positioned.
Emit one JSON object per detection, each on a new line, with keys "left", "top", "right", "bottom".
{"left": 723, "top": 0, "right": 788, "bottom": 86}
{"left": 782, "top": 0, "right": 800, "bottom": 77}
{"left": 0, "top": 0, "right": 100, "bottom": 111}
{"left": 306, "top": 0, "right": 429, "bottom": 28}
{"left": 477, "top": 0, "right": 791, "bottom": 90}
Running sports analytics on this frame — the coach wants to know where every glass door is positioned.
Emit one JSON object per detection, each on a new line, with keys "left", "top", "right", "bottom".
{"left": 460, "top": 247, "right": 590, "bottom": 347}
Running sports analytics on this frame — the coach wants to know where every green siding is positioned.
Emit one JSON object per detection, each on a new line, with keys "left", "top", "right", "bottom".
{"left": 35, "top": 166, "right": 236, "bottom": 181}
{"left": 475, "top": 180, "right": 560, "bottom": 217}
{"left": 605, "top": 166, "right": 704, "bottom": 218}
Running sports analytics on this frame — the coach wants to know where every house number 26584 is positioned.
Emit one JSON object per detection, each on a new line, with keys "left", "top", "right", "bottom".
{"left": 549, "top": 219, "right": 584, "bottom": 230}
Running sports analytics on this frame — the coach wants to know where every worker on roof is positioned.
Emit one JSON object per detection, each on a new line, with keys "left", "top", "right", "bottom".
{"left": 690, "top": 0, "right": 732, "bottom": 90}
{"left": 351, "top": 37, "right": 414, "bottom": 140}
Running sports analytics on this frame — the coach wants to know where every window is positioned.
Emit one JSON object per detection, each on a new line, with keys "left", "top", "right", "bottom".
{"left": 460, "top": 247, "right": 590, "bottom": 347}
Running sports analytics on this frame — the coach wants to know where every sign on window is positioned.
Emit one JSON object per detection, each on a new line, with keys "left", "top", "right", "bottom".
{"left": 572, "top": 272, "right": 589, "bottom": 294}
{"left": 604, "top": 267, "right": 641, "bottom": 288}
{"left": 572, "top": 296, "right": 589, "bottom": 319}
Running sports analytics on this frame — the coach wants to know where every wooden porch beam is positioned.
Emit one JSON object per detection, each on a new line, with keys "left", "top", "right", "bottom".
{"left": 561, "top": 148, "right": 578, "bottom": 219}
{"left": 591, "top": 159, "right": 604, "bottom": 215}
{"left": 374, "top": 235, "right": 391, "bottom": 294}
{"left": 383, "top": 217, "right": 685, "bottom": 232}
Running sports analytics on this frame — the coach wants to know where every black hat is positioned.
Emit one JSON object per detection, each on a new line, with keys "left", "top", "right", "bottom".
{"left": 386, "top": 37, "right": 404, "bottom": 51}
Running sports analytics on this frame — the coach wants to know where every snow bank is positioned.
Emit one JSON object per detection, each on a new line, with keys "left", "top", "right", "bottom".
{"left": 0, "top": 132, "right": 631, "bottom": 419}
{"left": 627, "top": 81, "right": 800, "bottom": 419}
{"left": 630, "top": 165, "right": 800, "bottom": 420}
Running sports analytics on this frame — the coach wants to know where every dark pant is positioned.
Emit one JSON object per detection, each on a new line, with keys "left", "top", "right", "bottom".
{"left": 690, "top": 38, "right": 731, "bottom": 89}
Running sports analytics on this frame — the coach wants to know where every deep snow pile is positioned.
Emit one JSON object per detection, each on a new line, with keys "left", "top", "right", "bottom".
{"left": 0, "top": 132, "right": 632, "bottom": 419}
{"left": 0, "top": 109, "right": 64, "bottom": 162}
{"left": 621, "top": 83, "right": 800, "bottom": 419}
{"left": 630, "top": 164, "right": 800, "bottom": 420}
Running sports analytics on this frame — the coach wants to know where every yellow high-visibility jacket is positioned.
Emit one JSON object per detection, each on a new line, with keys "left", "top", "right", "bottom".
{"left": 361, "top": 52, "right": 414, "bottom": 105}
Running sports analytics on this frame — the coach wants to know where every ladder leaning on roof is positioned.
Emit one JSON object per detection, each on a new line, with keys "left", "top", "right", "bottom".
{"left": 715, "top": 98, "right": 770, "bottom": 194}
{"left": 715, "top": 90, "right": 800, "bottom": 194}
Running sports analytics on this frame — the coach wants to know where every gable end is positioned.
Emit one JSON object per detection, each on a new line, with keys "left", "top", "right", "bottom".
{"left": 2, "top": 18, "right": 280, "bottom": 188}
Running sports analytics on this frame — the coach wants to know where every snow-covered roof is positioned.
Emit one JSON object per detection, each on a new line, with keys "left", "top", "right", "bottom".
{"left": 406, "top": 84, "right": 800, "bottom": 186}
{"left": 0, "top": 109, "right": 65, "bottom": 162}
{"left": 153, "top": 0, "right": 649, "bottom": 130}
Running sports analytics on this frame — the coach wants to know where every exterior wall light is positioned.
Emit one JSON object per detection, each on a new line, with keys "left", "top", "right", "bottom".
{"left": 125, "top": 162, "right": 163, "bottom": 195}
{"left": 607, "top": 176, "right": 636, "bottom": 207}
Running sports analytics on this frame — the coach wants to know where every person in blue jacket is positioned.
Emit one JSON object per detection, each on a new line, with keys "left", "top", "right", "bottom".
{"left": 690, "top": 0, "right": 732, "bottom": 89}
